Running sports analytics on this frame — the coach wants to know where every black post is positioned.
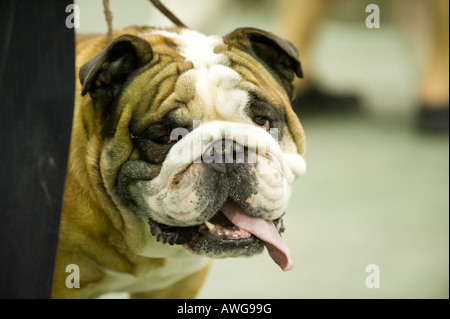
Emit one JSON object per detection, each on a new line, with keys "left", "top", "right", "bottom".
{"left": 0, "top": 0, "right": 75, "bottom": 298}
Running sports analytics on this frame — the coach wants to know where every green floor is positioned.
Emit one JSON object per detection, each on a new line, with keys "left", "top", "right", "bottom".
{"left": 198, "top": 113, "right": 449, "bottom": 299}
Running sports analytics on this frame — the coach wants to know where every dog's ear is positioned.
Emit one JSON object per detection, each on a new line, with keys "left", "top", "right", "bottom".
{"left": 223, "top": 28, "right": 303, "bottom": 99}
{"left": 79, "top": 34, "right": 153, "bottom": 109}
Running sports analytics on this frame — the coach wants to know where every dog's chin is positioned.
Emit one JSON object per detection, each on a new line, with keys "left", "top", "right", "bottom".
{"left": 147, "top": 203, "right": 285, "bottom": 259}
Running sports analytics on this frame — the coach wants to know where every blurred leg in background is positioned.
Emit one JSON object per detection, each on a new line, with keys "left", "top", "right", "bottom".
{"left": 276, "top": 0, "right": 334, "bottom": 95}
{"left": 275, "top": 0, "right": 361, "bottom": 116}
{"left": 418, "top": 0, "right": 449, "bottom": 133}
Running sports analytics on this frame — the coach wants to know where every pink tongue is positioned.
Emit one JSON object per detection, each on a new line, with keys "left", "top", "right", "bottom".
{"left": 220, "top": 202, "right": 294, "bottom": 271}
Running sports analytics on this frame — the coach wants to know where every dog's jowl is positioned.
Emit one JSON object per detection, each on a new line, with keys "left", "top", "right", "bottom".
{"left": 51, "top": 26, "right": 307, "bottom": 298}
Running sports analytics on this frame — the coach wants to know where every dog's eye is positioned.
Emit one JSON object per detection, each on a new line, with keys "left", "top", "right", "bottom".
{"left": 153, "top": 135, "right": 176, "bottom": 144}
{"left": 254, "top": 116, "right": 270, "bottom": 130}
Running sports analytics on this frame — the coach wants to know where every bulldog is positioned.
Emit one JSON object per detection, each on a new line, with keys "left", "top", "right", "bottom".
{"left": 51, "top": 25, "right": 306, "bottom": 298}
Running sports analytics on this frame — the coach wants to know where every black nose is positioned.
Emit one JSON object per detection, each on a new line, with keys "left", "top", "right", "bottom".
{"left": 203, "top": 139, "right": 245, "bottom": 173}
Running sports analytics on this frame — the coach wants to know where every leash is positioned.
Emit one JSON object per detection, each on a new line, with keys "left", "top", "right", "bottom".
{"left": 102, "top": 0, "right": 113, "bottom": 44}
{"left": 102, "top": 0, "right": 187, "bottom": 45}
{"left": 149, "top": 0, "right": 187, "bottom": 28}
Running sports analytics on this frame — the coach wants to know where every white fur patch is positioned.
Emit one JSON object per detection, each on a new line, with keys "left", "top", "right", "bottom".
{"left": 150, "top": 29, "right": 251, "bottom": 123}
{"left": 148, "top": 29, "right": 228, "bottom": 68}
{"left": 179, "top": 29, "right": 229, "bottom": 68}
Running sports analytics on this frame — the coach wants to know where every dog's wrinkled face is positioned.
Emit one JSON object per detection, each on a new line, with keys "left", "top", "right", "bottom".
{"left": 79, "top": 28, "right": 306, "bottom": 271}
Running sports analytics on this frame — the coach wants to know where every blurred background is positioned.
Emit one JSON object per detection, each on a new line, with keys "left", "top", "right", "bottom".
{"left": 76, "top": 0, "right": 449, "bottom": 298}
